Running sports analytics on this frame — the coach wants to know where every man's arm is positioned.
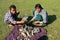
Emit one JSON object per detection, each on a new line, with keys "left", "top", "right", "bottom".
{"left": 30, "top": 11, "right": 37, "bottom": 22}
{"left": 41, "top": 9, "right": 48, "bottom": 24}
{"left": 9, "top": 16, "right": 25, "bottom": 24}
{"left": 16, "top": 11, "right": 20, "bottom": 16}
{"left": 9, "top": 17, "right": 16, "bottom": 24}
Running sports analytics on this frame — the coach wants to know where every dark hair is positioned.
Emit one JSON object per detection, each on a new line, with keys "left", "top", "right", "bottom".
{"left": 35, "top": 4, "right": 43, "bottom": 9}
{"left": 9, "top": 5, "right": 16, "bottom": 10}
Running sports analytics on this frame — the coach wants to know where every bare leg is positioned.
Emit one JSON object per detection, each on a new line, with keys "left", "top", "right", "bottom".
{"left": 8, "top": 24, "right": 14, "bottom": 31}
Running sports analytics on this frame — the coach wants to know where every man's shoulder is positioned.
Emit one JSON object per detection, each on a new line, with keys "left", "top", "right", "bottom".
{"left": 33, "top": 10, "right": 36, "bottom": 15}
{"left": 41, "top": 9, "right": 46, "bottom": 12}
{"left": 5, "top": 10, "right": 11, "bottom": 16}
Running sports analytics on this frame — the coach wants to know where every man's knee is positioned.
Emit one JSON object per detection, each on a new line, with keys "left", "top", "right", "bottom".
{"left": 8, "top": 24, "right": 14, "bottom": 30}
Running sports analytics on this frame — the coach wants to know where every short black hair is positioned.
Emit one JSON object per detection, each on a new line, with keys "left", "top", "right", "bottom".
{"left": 35, "top": 4, "right": 43, "bottom": 9}
{"left": 9, "top": 5, "right": 16, "bottom": 10}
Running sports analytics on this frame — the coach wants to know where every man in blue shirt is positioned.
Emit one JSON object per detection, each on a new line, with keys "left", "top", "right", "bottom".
{"left": 30, "top": 4, "right": 48, "bottom": 27}
{"left": 4, "top": 5, "right": 28, "bottom": 30}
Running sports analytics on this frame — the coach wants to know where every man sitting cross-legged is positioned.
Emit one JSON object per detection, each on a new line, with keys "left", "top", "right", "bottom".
{"left": 4, "top": 5, "right": 28, "bottom": 30}
{"left": 29, "top": 4, "right": 48, "bottom": 27}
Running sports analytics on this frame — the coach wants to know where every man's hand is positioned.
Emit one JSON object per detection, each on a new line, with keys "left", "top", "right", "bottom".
{"left": 16, "top": 21, "right": 25, "bottom": 25}
{"left": 29, "top": 20, "right": 32, "bottom": 23}
{"left": 16, "top": 11, "right": 20, "bottom": 14}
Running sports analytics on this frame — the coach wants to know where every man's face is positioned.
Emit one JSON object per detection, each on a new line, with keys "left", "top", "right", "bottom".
{"left": 10, "top": 8, "right": 16, "bottom": 14}
{"left": 36, "top": 7, "right": 41, "bottom": 13}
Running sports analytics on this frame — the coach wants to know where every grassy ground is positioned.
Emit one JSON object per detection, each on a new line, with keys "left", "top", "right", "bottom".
{"left": 0, "top": 0, "right": 60, "bottom": 40}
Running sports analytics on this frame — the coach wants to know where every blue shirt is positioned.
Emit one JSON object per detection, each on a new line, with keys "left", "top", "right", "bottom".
{"left": 4, "top": 10, "right": 16, "bottom": 24}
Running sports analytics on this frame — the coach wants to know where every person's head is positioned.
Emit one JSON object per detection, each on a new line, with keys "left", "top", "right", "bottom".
{"left": 35, "top": 4, "right": 43, "bottom": 13}
{"left": 9, "top": 5, "right": 16, "bottom": 14}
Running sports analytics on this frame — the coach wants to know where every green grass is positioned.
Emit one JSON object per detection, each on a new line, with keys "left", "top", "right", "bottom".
{"left": 0, "top": 0, "right": 60, "bottom": 40}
